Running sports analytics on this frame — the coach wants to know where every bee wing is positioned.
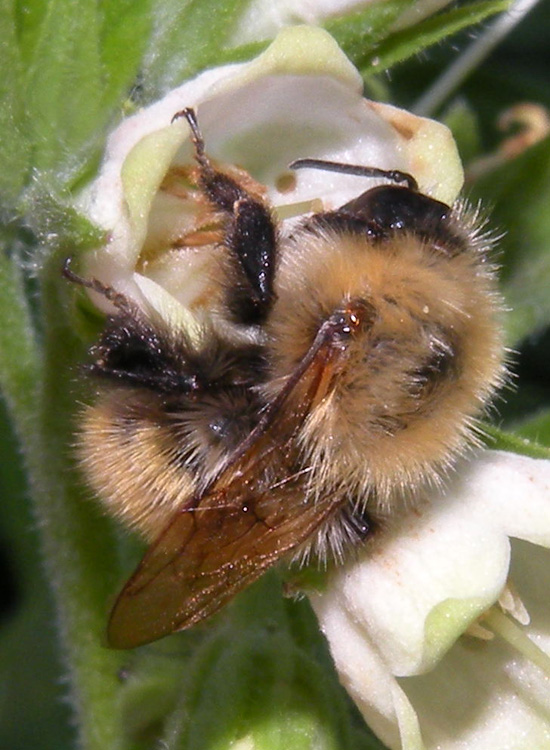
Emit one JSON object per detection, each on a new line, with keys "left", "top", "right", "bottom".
{"left": 107, "top": 464, "right": 341, "bottom": 649}
{"left": 107, "top": 314, "right": 350, "bottom": 649}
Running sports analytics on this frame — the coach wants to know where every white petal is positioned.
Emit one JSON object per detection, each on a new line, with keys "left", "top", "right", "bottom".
{"left": 231, "top": 0, "right": 377, "bottom": 44}
{"left": 133, "top": 273, "right": 206, "bottom": 349}
{"left": 312, "top": 452, "right": 550, "bottom": 675}
{"left": 231, "top": 0, "right": 454, "bottom": 45}
{"left": 400, "top": 562, "right": 550, "bottom": 749}
{"left": 310, "top": 451, "right": 550, "bottom": 749}
{"left": 316, "top": 599, "right": 425, "bottom": 750}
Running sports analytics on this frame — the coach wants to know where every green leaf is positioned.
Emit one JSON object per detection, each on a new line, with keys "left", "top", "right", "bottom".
{"left": 212, "top": 38, "right": 267, "bottom": 67}
{"left": 22, "top": 0, "right": 103, "bottom": 175}
{"left": 21, "top": 183, "right": 104, "bottom": 249}
{"left": 142, "top": 0, "right": 253, "bottom": 96}
{"left": 325, "top": 0, "right": 413, "bottom": 63}
{"left": 0, "top": 0, "right": 31, "bottom": 203}
{"left": 98, "top": 0, "right": 152, "bottom": 112}
{"left": 360, "top": 0, "right": 509, "bottom": 74}
{"left": 13, "top": 0, "right": 50, "bottom": 66}
{"left": 470, "top": 135, "right": 550, "bottom": 344}
{"left": 6, "top": 0, "right": 152, "bottom": 196}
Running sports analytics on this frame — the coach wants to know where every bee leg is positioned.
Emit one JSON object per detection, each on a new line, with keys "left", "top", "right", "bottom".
{"left": 173, "top": 108, "right": 277, "bottom": 323}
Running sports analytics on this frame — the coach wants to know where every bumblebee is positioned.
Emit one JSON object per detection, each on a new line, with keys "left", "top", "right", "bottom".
{"left": 65, "top": 108, "right": 505, "bottom": 648}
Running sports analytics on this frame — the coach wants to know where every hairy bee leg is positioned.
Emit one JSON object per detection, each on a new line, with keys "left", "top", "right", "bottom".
{"left": 173, "top": 108, "right": 277, "bottom": 322}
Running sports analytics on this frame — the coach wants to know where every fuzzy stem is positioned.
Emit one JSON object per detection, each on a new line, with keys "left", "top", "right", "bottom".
{"left": 0, "top": 249, "right": 131, "bottom": 750}
{"left": 0, "top": 254, "right": 41, "bottom": 432}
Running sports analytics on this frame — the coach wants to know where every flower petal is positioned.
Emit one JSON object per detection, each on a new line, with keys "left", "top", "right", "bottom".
{"left": 230, "top": 0, "right": 455, "bottom": 45}
{"left": 309, "top": 451, "right": 550, "bottom": 749}
{"left": 367, "top": 101, "right": 463, "bottom": 204}
{"left": 311, "top": 452, "right": 550, "bottom": 676}
{"left": 314, "top": 598, "right": 425, "bottom": 749}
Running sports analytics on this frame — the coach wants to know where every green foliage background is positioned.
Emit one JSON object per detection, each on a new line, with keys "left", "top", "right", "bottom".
{"left": 1, "top": 1, "right": 550, "bottom": 748}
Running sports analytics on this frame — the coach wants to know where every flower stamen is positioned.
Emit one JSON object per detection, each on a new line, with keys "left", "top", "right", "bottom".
{"left": 464, "top": 621, "right": 494, "bottom": 641}
{"left": 483, "top": 606, "right": 550, "bottom": 679}
{"left": 274, "top": 198, "right": 323, "bottom": 221}
{"left": 498, "top": 579, "right": 530, "bottom": 626}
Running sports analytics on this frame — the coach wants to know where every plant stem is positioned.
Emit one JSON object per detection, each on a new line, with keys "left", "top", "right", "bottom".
{"left": 0, "top": 248, "right": 131, "bottom": 750}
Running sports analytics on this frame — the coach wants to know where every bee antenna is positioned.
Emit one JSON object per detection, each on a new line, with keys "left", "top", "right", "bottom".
{"left": 62, "top": 257, "right": 133, "bottom": 312}
{"left": 288, "top": 158, "right": 418, "bottom": 192}
{"left": 62, "top": 256, "right": 93, "bottom": 288}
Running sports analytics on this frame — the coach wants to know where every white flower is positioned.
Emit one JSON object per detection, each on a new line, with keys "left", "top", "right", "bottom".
{"left": 309, "top": 450, "right": 550, "bottom": 750}
{"left": 230, "top": 0, "right": 454, "bottom": 45}
{"left": 78, "top": 25, "right": 463, "bottom": 326}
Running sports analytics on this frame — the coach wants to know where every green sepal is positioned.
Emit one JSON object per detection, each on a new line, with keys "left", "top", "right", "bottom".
{"left": 148, "top": 573, "right": 387, "bottom": 750}
{"left": 360, "top": 0, "right": 510, "bottom": 75}
{"left": 481, "top": 424, "right": 550, "bottom": 460}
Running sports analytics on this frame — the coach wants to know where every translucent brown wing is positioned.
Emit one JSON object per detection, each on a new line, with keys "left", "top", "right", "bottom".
{"left": 107, "top": 458, "right": 343, "bottom": 648}
{"left": 107, "top": 311, "right": 355, "bottom": 649}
